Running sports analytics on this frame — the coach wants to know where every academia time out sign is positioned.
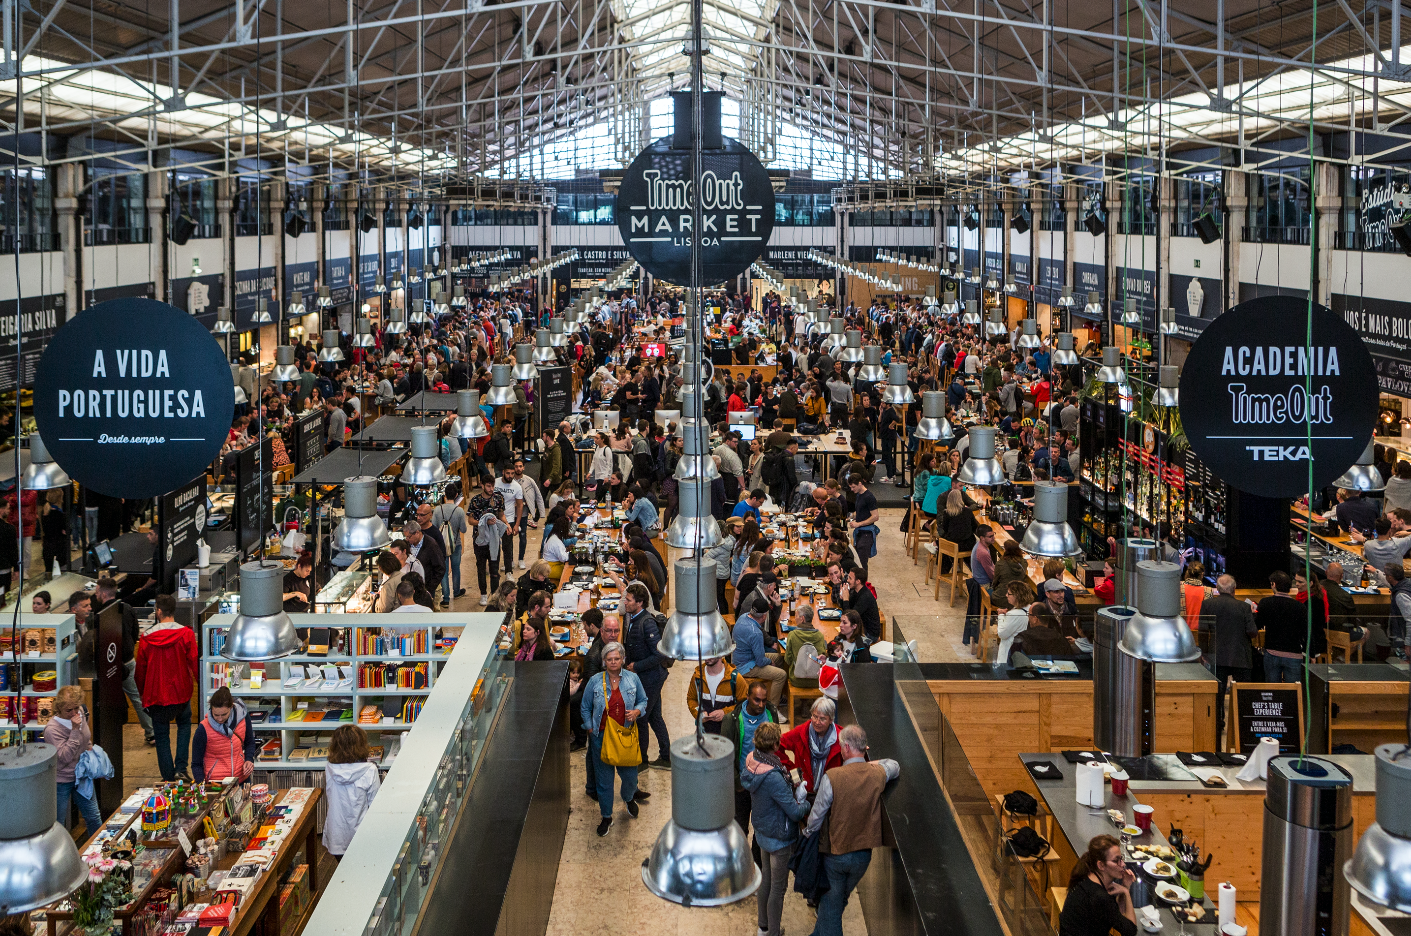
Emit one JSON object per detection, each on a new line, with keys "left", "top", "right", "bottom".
{"left": 616, "top": 138, "right": 775, "bottom": 286}
{"left": 1178, "top": 295, "right": 1378, "bottom": 498}
{"left": 33, "top": 298, "right": 236, "bottom": 499}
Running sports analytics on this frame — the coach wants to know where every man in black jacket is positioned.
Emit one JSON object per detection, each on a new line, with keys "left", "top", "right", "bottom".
{"left": 95, "top": 576, "right": 155, "bottom": 744}
{"left": 402, "top": 521, "right": 446, "bottom": 607}
{"left": 622, "top": 583, "right": 672, "bottom": 770}
{"left": 839, "top": 566, "right": 882, "bottom": 642}
{"left": 1258, "top": 571, "right": 1308, "bottom": 683}
{"left": 556, "top": 422, "right": 577, "bottom": 487}
{"left": 1198, "top": 574, "right": 1259, "bottom": 740}
{"left": 480, "top": 422, "right": 515, "bottom": 475}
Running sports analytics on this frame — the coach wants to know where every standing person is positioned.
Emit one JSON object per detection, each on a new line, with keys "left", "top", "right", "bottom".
{"left": 323, "top": 725, "right": 382, "bottom": 860}
{"left": 580, "top": 642, "right": 649, "bottom": 836}
{"left": 846, "top": 475, "right": 879, "bottom": 579}
{"left": 430, "top": 482, "right": 469, "bottom": 601}
{"left": 0, "top": 500, "right": 18, "bottom": 597}
{"left": 1198, "top": 575, "right": 1259, "bottom": 741}
{"left": 94, "top": 577, "right": 155, "bottom": 745}
{"left": 1058, "top": 836, "right": 1138, "bottom": 936}
{"left": 134, "top": 595, "right": 198, "bottom": 781}
{"left": 512, "top": 458, "right": 545, "bottom": 571}
{"left": 40, "top": 489, "right": 68, "bottom": 575}
{"left": 622, "top": 583, "right": 671, "bottom": 769}
{"left": 401, "top": 521, "right": 446, "bottom": 608}
{"left": 741, "top": 721, "right": 811, "bottom": 936}
{"left": 722, "top": 681, "right": 782, "bottom": 848}
{"left": 45, "top": 685, "right": 102, "bottom": 838}
{"left": 802, "top": 725, "right": 901, "bottom": 936}
{"left": 4, "top": 486, "right": 37, "bottom": 582}
{"left": 777, "top": 696, "right": 843, "bottom": 796}
{"left": 191, "top": 685, "right": 260, "bottom": 782}
{"left": 324, "top": 396, "right": 347, "bottom": 452}
{"left": 494, "top": 464, "right": 524, "bottom": 578}
{"left": 1258, "top": 570, "right": 1310, "bottom": 683}
{"left": 466, "top": 474, "right": 507, "bottom": 605}
{"left": 685, "top": 655, "right": 749, "bottom": 735}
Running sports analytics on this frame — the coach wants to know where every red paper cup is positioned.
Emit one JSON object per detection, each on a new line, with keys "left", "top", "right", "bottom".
{"left": 1111, "top": 772, "right": 1130, "bottom": 797}
{"left": 1133, "top": 804, "right": 1154, "bottom": 831}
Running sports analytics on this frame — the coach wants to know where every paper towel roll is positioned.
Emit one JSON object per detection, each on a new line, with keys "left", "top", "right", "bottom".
{"left": 1236, "top": 736, "right": 1280, "bottom": 782}
{"left": 1218, "top": 882, "right": 1237, "bottom": 928}
{"left": 1076, "top": 761, "right": 1105, "bottom": 807}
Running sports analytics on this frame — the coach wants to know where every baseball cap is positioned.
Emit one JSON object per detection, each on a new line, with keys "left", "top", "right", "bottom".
{"left": 1043, "top": 578, "right": 1065, "bottom": 593}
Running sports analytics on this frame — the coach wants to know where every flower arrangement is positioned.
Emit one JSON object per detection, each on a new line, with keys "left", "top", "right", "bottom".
{"left": 69, "top": 854, "right": 132, "bottom": 931}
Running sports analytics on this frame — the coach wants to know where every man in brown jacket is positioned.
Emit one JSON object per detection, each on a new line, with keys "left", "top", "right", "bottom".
{"left": 803, "top": 724, "right": 900, "bottom": 936}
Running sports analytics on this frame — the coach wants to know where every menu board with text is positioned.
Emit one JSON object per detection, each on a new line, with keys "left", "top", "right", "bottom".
{"left": 1232, "top": 684, "right": 1303, "bottom": 753}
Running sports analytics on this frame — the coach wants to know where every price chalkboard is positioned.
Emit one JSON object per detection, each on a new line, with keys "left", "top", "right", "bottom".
{"left": 294, "top": 412, "right": 324, "bottom": 475}
{"left": 234, "top": 437, "right": 274, "bottom": 555}
{"left": 156, "top": 474, "right": 207, "bottom": 594}
{"left": 1231, "top": 683, "right": 1304, "bottom": 754}
{"left": 536, "top": 365, "right": 573, "bottom": 437}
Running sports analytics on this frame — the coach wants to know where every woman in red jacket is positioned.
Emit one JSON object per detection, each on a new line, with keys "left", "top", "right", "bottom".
{"left": 1093, "top": 559, "right": 1118, "bottom": 605}
{"left": 776, "top": 696, "right": 843, "bottom": 795}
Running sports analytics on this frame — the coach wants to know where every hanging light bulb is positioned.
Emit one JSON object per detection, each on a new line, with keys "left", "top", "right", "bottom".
{"left": 1018, "top": 481, "right": 1084, "bottom": 558}
{"left": 857, "top": 346, "right": 887, "bottom": 383}
{"left": 485, "top": 363, "right": 517, "bottom": 405}
{"left": 407, "top": 265, "right": 422, "bottom": 285}
{"left": 383, "top": 306, "right": 407, "bottom": 335}
{"left": 21, "top": 434, "right": 69, "bottom": 490}
{"left": 401, "top": 425, "right": 449, "bottom": 486}
{"left": 913, "top": 391, "right": 954, "bottom": 443}
{"left": 984, "top": 308, "right": 1007, "bottom": 338}
{"left": 533, "top": 329, "right": 557, "bottom": 364}
{"left": 1119, "top": 562, "right": 1201, "bottom": 663}
{"left": 1095, "top": 347, "right": 1127, "bottom": 384}
{"left": 957, "top": 426, "right": 1005, "bottom": 486}
{"left": 822, "top": 318, "right": 846, "bottom": 355}
{"left": 665, "top": 482, "right": 722, "bottom": 551}
{"left": 451, "top": 285, "right": 467, "bottom": 308}
{"left": 317, "top": 329, "right": 346, "bottom": 363}
{"left": 0, "top": 746, "right": 89, "bottom": 912}
{"left": 838, "top": 330, "right": 864, "bottom": 363}
{"left": 512, "top": 343, "right": 537, "bottom": 380}
{"left": 350, "top": 317, "right": 376, "bottom": 348}
{"left": 1016, "top": 319, "right": 1042, "bottom": 350}
{"left": 271, "top": 345, "right": 300, "bottom": 382}
{"left": 391, "top": 270, "right": 404, "bottom": 290}
{"left": 1004, "top": 280, "right": 1017, "bottom": 294}
{"left": 372, "top": 275, "right": 387, "bottom": 294}
{"left": 1052, "top": 333, "right": 1080, "bottom": 366}
{"left": 1346, "top": 745, "right": 1411, "bottom": 913}
{"left": 252, "top": 297, "right": 273, "bottom": 324}
{"left": 333, "top": 476, "right": 393, "bottom": 553}
{"left": 1155, "top": 365, "right": 1180, "bottom": 407}
{"left": 222, "top": 562, "right": 301, "bottom": 660}
{"left": 1331, "top": 441, "right": 1386, "bottom": 492}
{"left": 1160, "top": 307, "right": 1179, "bottom": 335}
{"left": 880, "top": 363, "right": 914, "bottom": 404}
{"left": 1121, "top": 297, "right": 1141, "bottom": 326}
{"left": 316, "top": 285, "right": 333, "bottom": 309}
{"left": 450, "top": 390, "right": 490, "bottom": 439}
{"left": 960, "top": 299, "right": 982, "bottom": 326}
{"left": 924, "top": 285, "right": 938, "bottom": 308}
{"left": 407, "top": 296, "right": 431, "bottom": 325}
{"left": 968, "top": 266, "right": 982, "bottom": 284}
{"left": 211, "top": 305, "right": 236, "bottom": 334}
{"left": 984, "top": 270, "right": 999, "bottom": 291}
{"left": 286, "top": 290, "right": 306, "bottom": 318}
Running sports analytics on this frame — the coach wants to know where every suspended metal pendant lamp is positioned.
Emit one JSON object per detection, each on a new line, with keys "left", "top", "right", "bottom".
{"left": 533, "top": 329, "right": 557, "bottom": 365}
{"left": 1118, "top": 562, "right": 1201, "bottom": 663}
{"left": 272, "top": 345, "right": 300, "bottom": 382}
{"left": 1018, "top": 481, "right": 1083, "bottom": 558}
{"left": 1016, "top": 319, "right": 1042, "bottom": 350}
{"left": 333, "top": 476, "right": 392, "bottom": 553}
{"left": 252, "top": 297, "right": 273, "bottom": 324}
{"left": 548, "top": 317, "right": 569, "bottom": 347}
{"left": 960, "top": 299, "right": 982, "bottom": 326}
{"left": 984, "top": 308, "right": 1007, "bottom": 338}
{"left": 838, "top": 330, "right": 864, "bottom": 363}
{"left": 1052, "top": 333, "right": 1079, "bottom": 366}
{"left": 211, "top": 305, "right": 236, "bottom": 333}
{"left": 665, "top": 481, "right": 722, "bottom": 551}
{"left": 1331, "top": 441, "right": 1386, "bottom": 493}
{"left": 822, "top": 318, "right": 846, "bottom": 354}
{"left": 1155, "top": 365, "right": 1180, "bottom": 407}
{"left": 316, "top": 285, "right": 333, "bottom": 309}
{"left": 1083, "top": 291, "right": 1103, "bottom": 318}
{"left": 658, "top": 560, "right": 733, "bottom": 659}
{"left": 1346, "top": 744, "right": 1411, "bottom": 913}
{"left": 0, "top": 745, "right": 89, "bottom": 913}
{"left": 913, "top": 391, "right": 954, "bottom": 443}
{"left": 21, "top": 435, "right": 68, "bottom": 490}
{"left": 675, "top": 418, "right": 720, "bottom": 481}
{"left": 511, "top": 343, "right": 538, "bottom": 380}
{"left": 287, "top": 290, "right": 306, "bottom": 318}
{"left": 353, "top": 317, "right": 377, "bottom": 348}
{"left": 450, "top": 390, "right": 490, "bottom": 440}
{"left": 1120, "top": 297, "right": 1142, "bottom": 326}
{"left": 1160, "top": 307, "right": 1179, "bottom": 335}
{"left": 880, "top": 363, "right": 915, "bottom": 404}
{"left": 401, "top": 425, "right": 448, "bottom": 486}
{"left": 1095, "top": 347, "right": 1127, "bottom": 384}
{"left": 957, "top": 426, "right": 1005, "bottom": 486}
{"left": 317, "top": 329, "right": 346, "bottom": 363}
{"left": 383, "top": 306, "right": 407, "bottom": 335}
{"left": 485, "top": 363, "right": 517, "bottom": 405}
{"left": 857, "top": 346, "right": 887, "bottom": 383}
{"left": 222, "top": 562, "right": 301, "bottom": 660}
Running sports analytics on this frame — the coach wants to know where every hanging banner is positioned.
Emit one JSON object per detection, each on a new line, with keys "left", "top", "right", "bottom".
{"left": 1331, "top": 293, "right": 1411, "bottom": 399}
{"left": 1178, "top": 295, "right": 1378, "bottom": 498}
{"left": 535, "top": 365, "right": 573, "bottom": 433}
{"left": 32, "top": 298, "right": 236, "bottom": 499}
{"left": 156, "top": 474, "right": 207, "bottom": 595}
{"left": 616, "top": 138, "right": 775, "bottom": 286}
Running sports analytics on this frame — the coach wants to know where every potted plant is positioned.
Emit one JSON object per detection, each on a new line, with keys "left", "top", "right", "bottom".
{"left": 69, "top": 853, "right": 132, "bottom": 934}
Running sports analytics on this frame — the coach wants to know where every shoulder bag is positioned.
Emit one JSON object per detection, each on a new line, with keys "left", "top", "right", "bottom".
{"left": 598, "top": 673, "right": 642, "bottom": 768}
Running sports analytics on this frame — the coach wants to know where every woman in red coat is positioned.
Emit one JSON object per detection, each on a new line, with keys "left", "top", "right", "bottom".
{"left": 777, "top": 696, "right": 843, "bottom": 795}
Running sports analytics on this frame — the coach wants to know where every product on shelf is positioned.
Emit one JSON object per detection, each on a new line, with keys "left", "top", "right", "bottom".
{"left": 143, "top": 792, "right": 172, "bottom": 834}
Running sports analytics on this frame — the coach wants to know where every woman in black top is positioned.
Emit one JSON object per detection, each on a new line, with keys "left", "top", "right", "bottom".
{"left": 1059, "top": 835, "right": 1137, "bottom": 936}
{"left": 282, "top": 553, "right": 314, "bottom": 612}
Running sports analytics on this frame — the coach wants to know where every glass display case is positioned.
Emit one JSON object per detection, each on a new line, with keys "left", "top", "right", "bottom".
{"left": 314, "top": 567, "right": 374, "bottom": 613}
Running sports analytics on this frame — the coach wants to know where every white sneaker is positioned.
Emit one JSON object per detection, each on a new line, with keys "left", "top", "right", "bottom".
{"left": 518, "top": 560, "right": 526, "bottom": 570}
{"left": 478, "top": 595, "right": 489, "bottom": 606}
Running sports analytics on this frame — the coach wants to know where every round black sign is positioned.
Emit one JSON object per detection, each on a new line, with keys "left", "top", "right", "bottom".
{"left": 33, "top": 298, "right": 237, "bottom": 499}
{"left": 1178, "top": 295, "right": 1378, "bottom": 499}
{"left": 615, "top": 137, "right": 775, "bottom": 286}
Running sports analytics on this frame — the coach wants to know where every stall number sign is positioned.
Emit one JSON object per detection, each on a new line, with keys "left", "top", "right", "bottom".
{"left": 33, "top": 298, "right": 236, "bottom": 500}
{"left": 1234, "top": 685, "right": 1302, "bottom": 754}
{"left": 616, "top": 138, "right": 775, "bottom": 286}
{"left": 1178, "top": 295, "right": 1378, "bottom": 499}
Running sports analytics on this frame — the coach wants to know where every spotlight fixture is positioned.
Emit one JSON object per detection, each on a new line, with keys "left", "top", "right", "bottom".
{"left": 1331, "top": 440, "right": 1386, "bottom": 492}
{"left": 222, "top": 562, "right": 301, "bottom": 660}
{"left": 1194, "top": 212, "right": 1221, "bottom": 244}
{"left": 170, "top": 208, "right": 196, "bottom": 245}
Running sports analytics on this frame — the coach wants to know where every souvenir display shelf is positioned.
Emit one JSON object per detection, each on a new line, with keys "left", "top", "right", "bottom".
{"left": 201, "top": 614, "right": 459, "bottom": 769}
{"left": 300, "top": 619, "right": 506, "bottom": 936}
{"left": 0, "top": 613, "right": 78, "bottom": 742}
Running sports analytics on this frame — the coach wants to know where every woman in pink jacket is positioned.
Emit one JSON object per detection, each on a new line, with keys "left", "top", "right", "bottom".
{"left": 45, "top": 685, "right": 102, "bottom": 837}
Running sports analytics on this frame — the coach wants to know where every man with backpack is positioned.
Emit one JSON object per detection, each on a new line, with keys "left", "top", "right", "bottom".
{"left": 762, "top": 441, "right": 799, "bottom": 513}
{"left": 622, "top": 583, "right": 672, "bottom": 770}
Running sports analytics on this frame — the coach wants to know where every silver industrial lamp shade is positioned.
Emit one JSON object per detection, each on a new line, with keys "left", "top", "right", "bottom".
{"left": 451, "top": 284, "right": 467, "bottom": 308}
{"left": 21, "top": 435, "right": 68, "bottom": 491}
{"left": 1095, "top": 346, "right": 1127, "bottom": 384}
{"left": 1019, "top": 481, "right": 1083, "bottom": 558}
{"left": 969, "top": 266, "right": 982, "bottom": 284}
{"left": 485, "top": 363, "right": 517, "bottom": 405}
{"left": 450, "top": 390, "right": 490, "bottom": 440}
{"left": 642, "top": 734, "right": 761, "bottom": 906}
{"left": 1084, "top": 291, "right": 1103, "bottom": 317}
{"left": 1345, "top": 744, "right": 1411, "bottom": 912}
{"left": 1155, "top": 365, "right": 1180, "bottom": 407}
{"left": 675, "top": 419, "right": 721, "bottom": 481}
{"left": 857, "top": 346, "right": 887, "bottom": 383}
{"left": 533, "top": 329, "right": 557, "bottom": 365}
{"left": 511, "top": 343, "right": 538, "bottom": 380}
{"left": 665, "top": 481, "right": 722, "bottom": 550}
{"left": 913, "top": 391, "right": 954, "bottom": 443}
{"left": 838, "top": 330, "right": 865, "bottom": 363}
{"left": 252, "top": 297, "right": 273, "bottom": 324}
{"left": 333, "top": 476, "right": 392, "bottom": 553}
{"left": 230, "top": 364, "right": 248, "bottom": 405}
{"left": 212, "top": 305, "right": 236, "bottom": 333}
{"left": 287, "top": 290, "right": 306, "bottom": 317}
{"left": 0, "top": 745, "right": 89, "bottom": 913}
{"left": 658, "top": 560, "right": 733, "bottom": 659}
{"left": 1118, "top": 561, "right": 1201, "bottom": 663}
{"left": 317, "top": 329, "right": 346, "bottom": 363}
{"left": 407, "top": 298, "right": 431, "bottom": 325}
{"left": 1052, "top": 332, "right": 1080, "bottom": 366}
{"left": 383, "top": 306, "right": 407, "bottom": 335}
{"left": 1016, "top": 319, "right": 1042, "bottom": 349}
{"left": 1120, "top": 297, "right": 1141, "bottom": 325}
{"left": 984, "top": 308, "right": 1007, "bottom": 338}
{"left": 353, "top": 317, "right": 377, "bottom": 348}
{"left": 1332, "top": 440, "right": 1386, "bottom": 493}
{"left": 272, "top": 345, "right": 300, "bottom": 382}
{"left": 1160, "top": 307, "right": 1179, "bottom": 335}
{"left": 401, "top": 425, "right": 449, "bottom": 485}
{"left": 317, "top": 285, "right": 332, "bottom": 308}
{"left": 1057, "top": 285, "right": 1075, "bottom": 307}
{"left": 373, "top": 274, "right": 387, "bottom": 294}
{"left": 548, "top": 318, "right": 569, "bottom": 347}
{"left": 823, "top": 318, "right": 846, "bottom": 354}
{"left": 961, "top": 299, "right": 982, "bottom": 325}
{"left": 880, "top": 363, "right": 915, "bottom": 404}
{"left": 957, "top": 426, "right": 1005, "bottom": 486}
{"left": 222, "top": 562, "right": 301, "bottom": 660}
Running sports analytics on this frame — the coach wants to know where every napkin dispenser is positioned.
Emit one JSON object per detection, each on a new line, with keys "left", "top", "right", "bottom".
{"left": 553, "top": 588, "right": 580, "bottom": 611}
{"left": 1075, "top": 761, "right": 1106, "bottom": 807}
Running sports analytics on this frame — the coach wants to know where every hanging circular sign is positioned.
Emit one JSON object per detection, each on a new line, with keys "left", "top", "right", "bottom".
{"left": 615, "top": 137, "right": 775, "bottom": 286}
{"left": 33, "top": 298, "right": 236, "bottom": 500}
{"left": 1178, "top": 295, "right": 1378, "bottom": 499}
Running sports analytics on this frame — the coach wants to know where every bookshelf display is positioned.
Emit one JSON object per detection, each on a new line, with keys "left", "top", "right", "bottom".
{"left": 0, "top": 614, "right": 78, "bottom": 745}
{"left": 200, "top": 613, "right": 456, "bottom": 770}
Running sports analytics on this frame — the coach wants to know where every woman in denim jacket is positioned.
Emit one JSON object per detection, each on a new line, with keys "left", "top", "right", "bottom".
{"left": 580, "top": 642, "right": 649, "bottom": 836}
{"left": 740, "top": 721, "right": 810, "bottom": 936}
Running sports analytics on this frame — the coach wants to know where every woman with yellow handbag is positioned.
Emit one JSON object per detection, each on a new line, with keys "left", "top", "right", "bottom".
{"left": 580, "top": 642, "right": 651, "bottom": 836}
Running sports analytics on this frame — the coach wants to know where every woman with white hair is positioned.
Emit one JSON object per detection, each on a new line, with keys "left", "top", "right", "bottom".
{"left": 579, "top": 641, "right": 649, "bottom": 837}
{"left": 777, "top": 696, "right": 843, "bottom": 796}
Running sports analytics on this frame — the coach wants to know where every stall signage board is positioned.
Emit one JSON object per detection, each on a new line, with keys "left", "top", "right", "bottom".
{"left": 235, "top": 437, "right": 274, "bottom": 554}
{"left": 294, "top": 412, "right": 324, "bottom": 475}
{"left": 1178, "top": 295, "right": 1378, "bottom": 498}
{"left": 615, "top": 137, "right": 775, "bottom": 286}
{"left": 1232, "top": 683, "right": 1303, "bottom": 753}
{"left": 32, "top": 298, "right": 236, "bottom": 500}
{"left": 157, "top": 474, "right": 207, "bottom": 594}
{"left": 536, "top": 366, "right": 573, "bottom": 433}
{"left": 0, "top": 293, "right": 63, "bottom": 391}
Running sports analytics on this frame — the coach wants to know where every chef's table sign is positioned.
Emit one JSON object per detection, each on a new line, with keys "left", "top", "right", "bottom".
{"left": 1231, "top": 683, "right": 1303, "bottom": 754}
{"left": 32, "top": 298, "right": 236, "bottom": 500}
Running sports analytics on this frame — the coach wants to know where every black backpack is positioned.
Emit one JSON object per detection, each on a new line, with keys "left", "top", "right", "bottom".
{"left": 1002, "top": 790, "right": 1038, "bottom": 815}
{"left": 1006, "top": 826, "right": 1051, "bottom": 859}
{"left": 761, "top": 451, "right": 786, "bottom": 486}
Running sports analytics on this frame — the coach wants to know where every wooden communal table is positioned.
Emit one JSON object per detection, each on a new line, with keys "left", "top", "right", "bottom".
{"left": 793, "top": 429, "right": 854, "bottom": 483}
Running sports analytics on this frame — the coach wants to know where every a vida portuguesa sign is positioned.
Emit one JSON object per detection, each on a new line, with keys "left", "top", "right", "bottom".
{"left": 616, "top": 138, "right": 775, "bottom": 286}
{"left": 1178, "top": 295, "right": 1379, "bottom": 499}
{"left": 33, "top": 298, "right": 237, "bottom": 499}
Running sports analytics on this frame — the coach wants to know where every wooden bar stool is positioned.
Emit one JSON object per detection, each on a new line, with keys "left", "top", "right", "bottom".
{"left": 977, "top": 585, "right": 997, "bottom": 662}
{"left": 930, "top": 539, "right": 964, "bottom": 605}
{"left": 783, "top": 682, "right": 824, "bottom": 724}
{"left": 907, "top": 503, "right": 927, "bottom": 562}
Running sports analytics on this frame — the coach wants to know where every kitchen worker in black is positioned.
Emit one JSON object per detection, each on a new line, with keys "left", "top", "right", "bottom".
{"left": 1059, "top": 835, "right": 1138, "bottom": 936}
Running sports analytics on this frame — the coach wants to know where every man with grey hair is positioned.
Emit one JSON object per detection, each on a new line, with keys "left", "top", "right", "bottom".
{"left": 401, "top": 519, "right": 446, "bottom": 606}
{"left": 1198, "top": 572, "right": 1258, "bottom": 742}
{"left": 804, "top": 724, "right": 900, "bottom": 936}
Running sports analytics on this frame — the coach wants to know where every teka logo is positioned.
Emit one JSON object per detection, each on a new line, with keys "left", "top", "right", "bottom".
{"left": 1246, "top": 445, "right": 1312, "bottom": 461}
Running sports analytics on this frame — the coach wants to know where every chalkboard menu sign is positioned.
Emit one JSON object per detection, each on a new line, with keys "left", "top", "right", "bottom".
{"left": 156, "top": 474, "right": 207, "bottom": 594}
{"left": 536, "top": 366, "right": 573, "bottom": 436}
{"left": 294, "top": 412, "right": 324, "bottom": 475}
{"left": 234, "top": 437, "right": 274, "bottom": 555}
{"left": 1232, "top": 683, "right": 1304, "bottom": 753}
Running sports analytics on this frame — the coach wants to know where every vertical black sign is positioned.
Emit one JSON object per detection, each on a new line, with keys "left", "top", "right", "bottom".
{"left": 235, "top": 437, "right": 274, "bottom": 554}
{"left": 157, "top": 474, "right": 207, "bottom": 594}
{"left": 536, "top": 366, "right": 573, "bottom": 435}
{"left": 294, "top": 411, "right": 324, "bottom": 475}
{"left": 0, "top": 293, "right": 64, "bottom": 391}
{"left": 95, "top": 601, "right": 126, "bottom": 816}
{"left": 1234, "top": 685, "right": 1302, "bottom": 753}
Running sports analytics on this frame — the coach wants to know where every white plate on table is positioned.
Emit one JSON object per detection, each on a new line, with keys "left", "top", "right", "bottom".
{"left": 1142, "top": 859, "right": 1178, "bottom": 880}
{"left": 1154, "top": 883, "right": 1190, "bottom": 905}
{"left": 598, "top": 600, "right": 620, "bottom": 612}
{"left": 818, "top": 608, "right": 842, "bottom": 621}
{"left": 573, "top": 565, "right": 596, "bottom": 574}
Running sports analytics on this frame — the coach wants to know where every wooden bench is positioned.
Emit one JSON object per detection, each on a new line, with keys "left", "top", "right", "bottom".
{"left": 1049, "top": 887, "right": 1067, "bottom": 932}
